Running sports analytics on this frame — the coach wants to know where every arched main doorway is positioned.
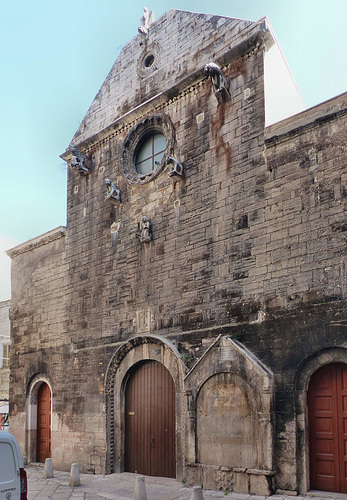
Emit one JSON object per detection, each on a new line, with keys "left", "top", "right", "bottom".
{"left": 124, "top": 360, "right": 176, "bottom": 478}
{"left": 308, "top": 363, "right": 347, "bottom": 493}
{"left": 36, "top": 382, "right": 51, "bottom": 462}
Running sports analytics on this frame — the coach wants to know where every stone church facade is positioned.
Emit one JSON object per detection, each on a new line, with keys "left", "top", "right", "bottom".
{"left": 7, "top": 10, "right": 347, "bottom": 497}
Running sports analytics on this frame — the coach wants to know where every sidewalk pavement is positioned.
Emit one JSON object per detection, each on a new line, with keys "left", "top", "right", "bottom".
{"left": 26, "top": 464, "right": 346, "bottom": 500}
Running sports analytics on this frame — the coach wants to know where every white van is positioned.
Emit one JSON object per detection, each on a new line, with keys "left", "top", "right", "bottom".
{"left": 0, "top": 431, "right": 27, "bottom": 500}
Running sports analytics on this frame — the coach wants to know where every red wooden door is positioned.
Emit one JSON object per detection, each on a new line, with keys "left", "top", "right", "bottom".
{"left": 125, "top": 361, "right": 176, "bottom": 478}
{"left": 36, "top": 382, "right": 51, "bottom": 462}
{"left": 308, "top": 363, "right": 347, "bottom": 493}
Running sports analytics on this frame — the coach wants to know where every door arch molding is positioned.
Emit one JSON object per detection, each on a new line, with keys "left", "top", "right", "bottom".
{"left": 105, "top": 335, "right": 185, "bottom": 475}
{"left": 26, "top": 374, "right": 53, "bottom": 464}
{"left": 295, "top": 347, "right": 347, "bottom": 494}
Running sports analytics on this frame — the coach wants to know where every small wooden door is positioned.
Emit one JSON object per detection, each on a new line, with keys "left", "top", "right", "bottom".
{"left": 36, "top": 382, "right": 51, "bottom": 462}
{"left": 308, "top": 363, "right": 347, "bottom": 493}
{"left": 125, "top": 360, "right": 176, "bottom": 477}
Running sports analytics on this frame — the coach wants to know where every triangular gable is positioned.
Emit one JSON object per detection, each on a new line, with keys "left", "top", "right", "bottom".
{"left": 185, "top": 334, "right": 273, "bottom": 393}
{"left": 68, "top": 9, "right": 261, "bottom": 148}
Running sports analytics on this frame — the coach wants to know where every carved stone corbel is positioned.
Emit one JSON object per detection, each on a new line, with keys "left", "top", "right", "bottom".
{"left": 139, "top": 216, "right": 152, "bottom": 243}
{"left": 167, "top": 156, "right": 184, "bottom": 178}
{"left": 70, "top": 147, "right": 91, "bottom": 176}
{"left": 105, "top": 178, "right": 121, "bottom": 204}
{"left": 204, "top": 62, "right": 231, "bottom": 103}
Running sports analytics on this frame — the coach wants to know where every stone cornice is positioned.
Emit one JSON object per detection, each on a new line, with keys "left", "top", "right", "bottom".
{"left": 6, "top": 226, "right": 66, "bottom": 259}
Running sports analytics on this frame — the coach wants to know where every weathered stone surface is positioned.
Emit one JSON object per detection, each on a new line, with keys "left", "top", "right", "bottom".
{"left": 249, "top": 473, "right": 273, "bottom": 496}
{"left": 6, "top": 8, "right": 347, "bottom": 497}
{"left": 67, "top": 10, "right": 263, "bottom": 148}
{"left": 234, "top": 471, "right": 249, "bottom": 494}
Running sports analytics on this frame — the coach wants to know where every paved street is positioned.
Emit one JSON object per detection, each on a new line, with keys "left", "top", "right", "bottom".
{"left": 26, "top": 464, "right": 347, "bottom": 500}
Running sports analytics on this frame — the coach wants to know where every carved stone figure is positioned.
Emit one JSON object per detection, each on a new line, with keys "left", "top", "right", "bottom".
{"left": 167, "top": 156, "right": 184, "bottom": 178}
{"left": 70, "top": 147, "right": 91, "bottom": 175}
{"left": 105, "top": 178, "right": 121, "bottom": 204}
{"left": 139, "top": 216, "right": 152, "bottom": 242}
{"left": 138, "top": 7, "right": 155, "bottom": 36}
{"left": 204, "top": 62, "right": 230, "bottom": 102}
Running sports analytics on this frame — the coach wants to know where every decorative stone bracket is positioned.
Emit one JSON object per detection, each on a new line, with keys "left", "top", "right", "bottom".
{"left": 167, "top": 156, "right": 184, "bottom": 178}
{"left": 138, "top": 216, "right": 152, "bottom": 243}
{"left": 110, "top": 217, "right": 154, "bottom": 243}
{"left": 204, "top": 62, "right": 231, "bottom": 103}
{"left": 69, "top": 147, "right": 92, "bottom": 176}
{"left": 105, "top": 178, "right": 121, "bottom": 204}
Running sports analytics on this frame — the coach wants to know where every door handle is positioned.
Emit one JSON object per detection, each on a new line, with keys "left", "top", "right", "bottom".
{"left": 151, "top": 434, "right": 155, "bottom": 448}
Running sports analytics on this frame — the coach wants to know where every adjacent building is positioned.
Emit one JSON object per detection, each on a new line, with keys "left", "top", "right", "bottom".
{"left": 7, "top": 10, "right": 347, "bottom": 496}
{"left": 0, "top": 300, "right": 10, "bottom": 430}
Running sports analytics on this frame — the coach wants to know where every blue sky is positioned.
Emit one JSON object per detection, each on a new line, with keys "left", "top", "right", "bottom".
{"left": 1, "top": 0, "right": 346, "bottom": 299}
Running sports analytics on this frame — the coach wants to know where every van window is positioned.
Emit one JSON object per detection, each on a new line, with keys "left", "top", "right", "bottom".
{"left": 0, "top": 442, "right": 16, "bottom": 482}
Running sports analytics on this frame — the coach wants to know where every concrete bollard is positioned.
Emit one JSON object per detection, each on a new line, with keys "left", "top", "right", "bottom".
{"left": 43, "top": 457, "right": 54, "bottom": 478}
{"left": 134, "top": 475, "right": 147, "bottom": 500}
{"left": 191, "top": 485, "right": 204, "bottom": 500}
{"left": 69, "top": 463, "right": 81, "bottom": 487}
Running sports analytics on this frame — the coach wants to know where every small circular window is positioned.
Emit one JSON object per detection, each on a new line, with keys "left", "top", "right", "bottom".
{"left": 121, "top": 114, "right": 173, "bottom": 184}
{"left": 144, "top": 54, "right": 155, "bottom": 68}
{"left": 135, "top": 134, "right": 166, "bottom": 175}
{"left": 137, "top": 43, "right": 160, "bottom": 77}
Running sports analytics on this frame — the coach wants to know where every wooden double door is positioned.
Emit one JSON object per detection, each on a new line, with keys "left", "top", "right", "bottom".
{"left": 36, "top": 382, "right": 51, "bottom": 462}
{"left": 308, "top": 363, "right": 347, "bottom": 493}
{"left": 125, "top": 360, "right": 176, "bottom": 478}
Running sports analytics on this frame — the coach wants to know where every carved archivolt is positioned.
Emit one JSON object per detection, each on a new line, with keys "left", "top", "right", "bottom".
{"left": 295, "top": 347, "right": 347, "bottom": 494}
{"left": 121, "top": 114, "right": 174, "bottom": 184}
{"left": 104, "top": 333, "right": 274, "bottom": 483}
{"left": 26, "top": 373, "right": 53, "bottom": 464}
{"left": 104, "top": 335, "right": 185, "bottom": 474}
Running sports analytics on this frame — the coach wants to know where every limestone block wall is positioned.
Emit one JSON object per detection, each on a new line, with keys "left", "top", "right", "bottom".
{"left": 71, "top": 10, "right": 264, "bottom": 146}
{"left": 6, "top": 6, "right": 347, "bottom": 495}
{"left": 8, "top": 226, "right": 107, "bottom": 472}
{"left": 9, "top": 228, "right": 68, "bottom": 353}
{"left": 254, "top": 94, "right": 347, "bottom": 493}
{"left": 52, "top": 38, "right": 267, "bottom": 476}
{"left": 8, "top": 228, "right": 68, "bottom": 460}
{"left": 262, "top": 93, "right": 347, "bottom": 305}
{"left": 65, "top": 46, "right": 266, "bottom": 348}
